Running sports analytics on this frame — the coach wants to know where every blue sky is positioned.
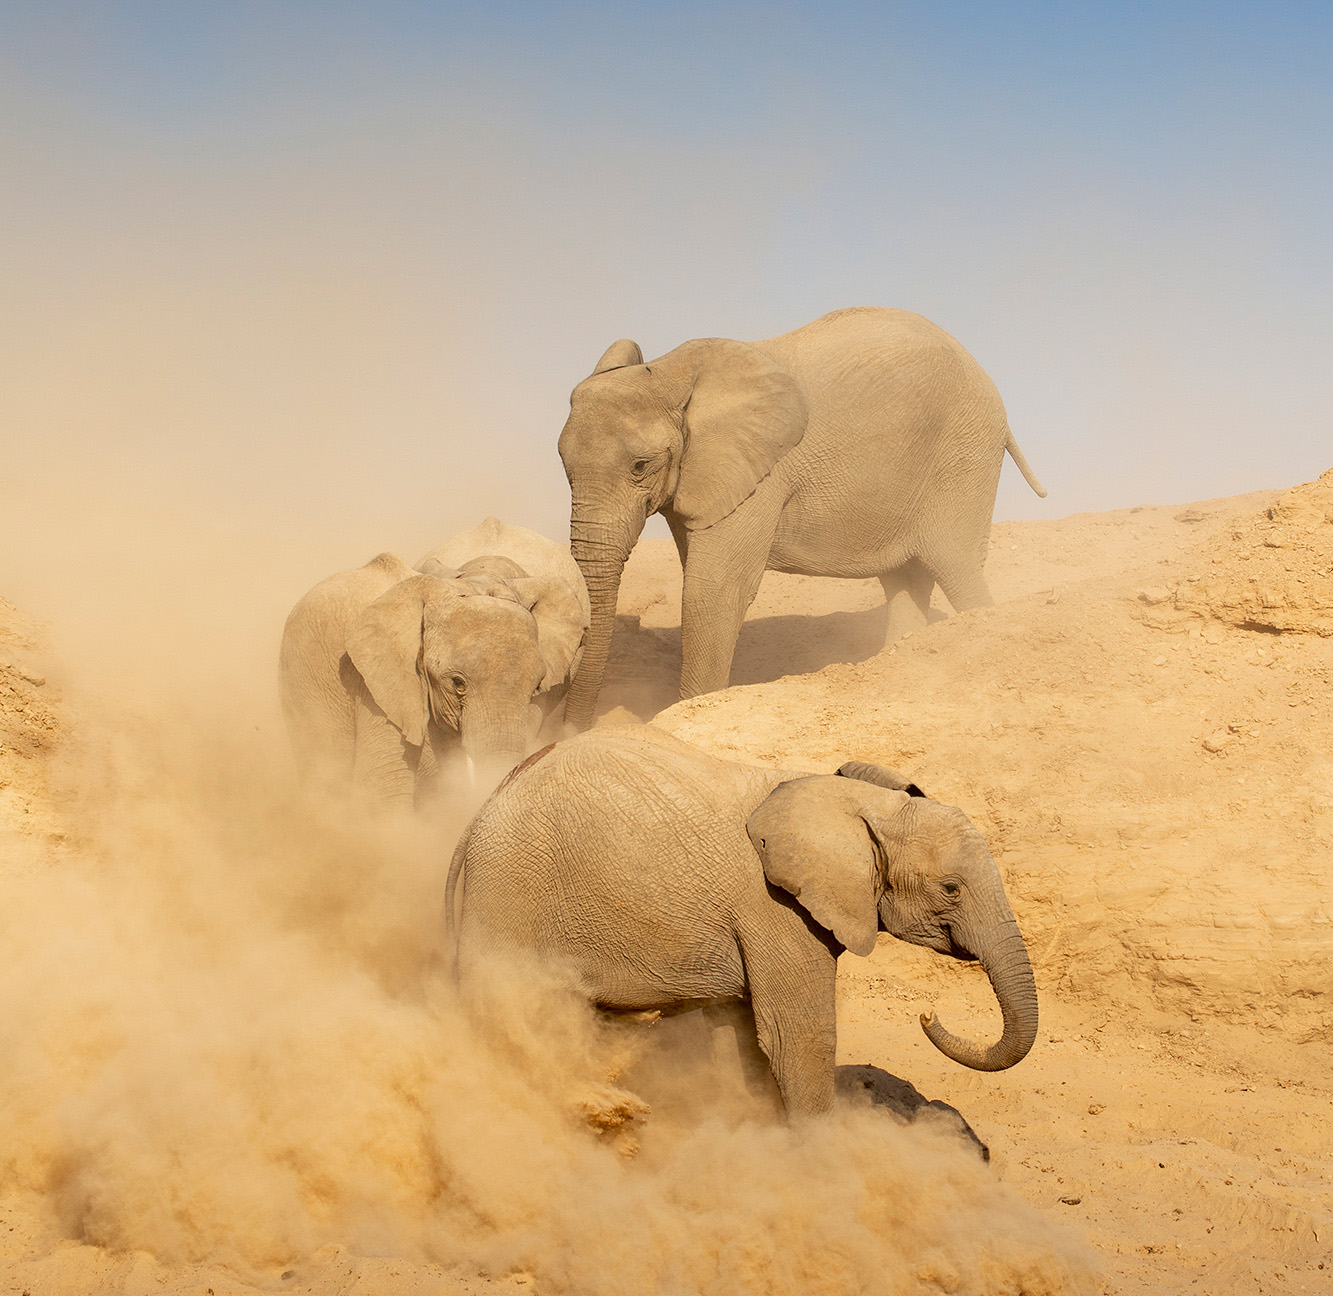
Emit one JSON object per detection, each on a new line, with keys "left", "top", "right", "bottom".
{"left": 3, "top": 1, "right": 1330, "bottom": 552}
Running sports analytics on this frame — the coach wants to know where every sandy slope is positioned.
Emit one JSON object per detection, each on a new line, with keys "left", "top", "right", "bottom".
{"left": 0, "top": 594, "right": 59, "bottom": 839}
{"left": 638, "top": 476, "right": 1333, "bottom": 1293}
{"left": 2, "top": 478, "right": 1330, "bottom": 1294}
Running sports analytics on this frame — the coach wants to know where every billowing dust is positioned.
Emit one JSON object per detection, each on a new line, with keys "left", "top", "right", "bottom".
{"left": 0, "top": 524, "right": 1095, "bottom": 1295}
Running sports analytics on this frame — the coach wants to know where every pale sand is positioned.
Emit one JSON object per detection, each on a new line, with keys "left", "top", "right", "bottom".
{"left": 1, "top": 476, "right": 1329, "bottom": 1294}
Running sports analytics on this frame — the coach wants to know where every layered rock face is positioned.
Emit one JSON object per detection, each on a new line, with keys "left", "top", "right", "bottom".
{"left": 1172, "top": 468, "right": 1333, "bottom": 635}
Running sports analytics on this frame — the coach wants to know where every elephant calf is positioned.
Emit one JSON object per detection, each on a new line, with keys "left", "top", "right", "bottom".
{"left": 447, "top": 726, "right": 1037, "bottom": 1118}
{"left": 279, "top": 518, "right": 588, "bottom": 804}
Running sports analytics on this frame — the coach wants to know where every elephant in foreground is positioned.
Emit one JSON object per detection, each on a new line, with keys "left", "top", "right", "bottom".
{"left": 279, "top": 518, "right": 589, "bottom": 804}
{"left": 446, "top": 727, "right": 1037, "bottom": 1118}
{"left": 558, "top": 307, "right": 1047, "bottom": 727}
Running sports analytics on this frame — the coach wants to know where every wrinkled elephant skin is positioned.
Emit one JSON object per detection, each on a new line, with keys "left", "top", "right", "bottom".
{"left": 558, "top": 308, "right": 1047, "bottom": 727}
{"left": 448, "top": 726, "right": 1037, "bottom": 1118}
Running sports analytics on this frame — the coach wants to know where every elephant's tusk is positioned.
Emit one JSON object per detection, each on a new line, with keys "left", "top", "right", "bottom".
{"left": 465, "top": 754, "right": 477, "bottom": 790}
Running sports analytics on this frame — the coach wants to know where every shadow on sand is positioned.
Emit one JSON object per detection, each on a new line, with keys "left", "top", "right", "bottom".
{"left": 597, "top": 603, "right": 947, "bottom": 721}
{"left": 836, "top": 1063, "right": 990, "bottom": 1162}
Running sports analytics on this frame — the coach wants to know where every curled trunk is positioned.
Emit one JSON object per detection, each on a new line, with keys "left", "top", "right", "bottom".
{"left": 920, "top": 915, "right": 1038, "bottom": 1071}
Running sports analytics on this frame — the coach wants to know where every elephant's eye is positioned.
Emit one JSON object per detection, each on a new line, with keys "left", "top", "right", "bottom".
{"left": 449, "top": 674, "right": 466, "bottom": 693}
{"left": 631, "top": 457, "right": 651, "bottom": 476}
{"left": 941, "top": 880, "right": 961, "bottom": 899}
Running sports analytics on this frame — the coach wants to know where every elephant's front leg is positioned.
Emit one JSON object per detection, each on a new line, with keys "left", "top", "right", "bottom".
{"left": 677, "top": 499, "right": 780, "bottom": 700}
{"left": 351, "top": 685, "right": 419, "bottom": 806}
{"left": 739, "top": 921, "right": 841, "bottom": 1119}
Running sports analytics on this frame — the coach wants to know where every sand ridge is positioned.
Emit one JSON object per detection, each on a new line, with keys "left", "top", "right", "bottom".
{"left": 643, "top": 479, "right": 1333, "bottom": 1292}
{"left": 0, "top": 594, "right": 59, "bottom": 840}
{"left": 1, "top": 478, "right": 1330, "bottom": 1293}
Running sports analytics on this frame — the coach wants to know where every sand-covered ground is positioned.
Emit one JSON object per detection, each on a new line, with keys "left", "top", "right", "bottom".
{"left": 2, "top": 475, "right": 1330, "bottom": 1294}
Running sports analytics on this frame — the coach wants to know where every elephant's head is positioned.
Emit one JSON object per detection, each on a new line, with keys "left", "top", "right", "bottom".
{"left": 417, "top": 555, "right": 586, "bottom": 698}
{"left": 459, "top": 554, "right": 528, "bottom": 586}
{"left": 746, "top": 766, "right": 1037, "bottom": 1072}
{"left": 346, "top": 575, "right": 546, "bottom": 787}
{"left": 557, "top": 336, "right": 809, "bottom": 728}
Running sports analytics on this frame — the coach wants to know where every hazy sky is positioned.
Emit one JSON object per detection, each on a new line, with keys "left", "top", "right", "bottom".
{"left": 3, "top": 1, "right": 1330, "bottom": 562}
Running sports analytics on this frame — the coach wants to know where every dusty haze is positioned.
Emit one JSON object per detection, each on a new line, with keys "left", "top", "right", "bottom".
{"left": 2, "top": 5, "right": 1329, "bottom": 1293}
{"left": 4, "top": 4, "right": 1331, "bottom": 547}
{"left": 0, "top": 486, "right": 1095, "bottom": 1294}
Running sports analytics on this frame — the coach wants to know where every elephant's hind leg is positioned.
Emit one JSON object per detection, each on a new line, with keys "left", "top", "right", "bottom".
{"left": 880, "top": 559, "right": 935, "bottom": 649}
{"left": 932, "top": 562, "right": 996, "bottom": 614}
{"left": 703, "top": 1001, "right": 784, "bottom": 1113}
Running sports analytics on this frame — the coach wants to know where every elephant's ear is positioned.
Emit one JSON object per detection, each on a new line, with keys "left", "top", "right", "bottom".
{"left": 509, "top": 576, "right": 589, "bottom": 689}
{"left": 746, "top": 776, "right": 893, "bottom": 958}
{"left": 837, "top": 761, "right": 927, "bottom": 798}
{"left": 346, "top": 576, "right": 440, "bottom": 746}
{"left": 592, "top": 338, "right": 644, "bottom": 375}
{"left": 674, "top": 340, "right": 808, "bottom": 531}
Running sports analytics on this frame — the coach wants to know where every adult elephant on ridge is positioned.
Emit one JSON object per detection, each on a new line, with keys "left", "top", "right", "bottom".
{"left": 558, "top": 306, "right": 1047, "bottom": 728}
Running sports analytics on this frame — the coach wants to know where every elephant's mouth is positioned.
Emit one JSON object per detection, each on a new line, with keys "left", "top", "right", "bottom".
{"left": 943, "top": 924, "right": 978, "bottom": 962}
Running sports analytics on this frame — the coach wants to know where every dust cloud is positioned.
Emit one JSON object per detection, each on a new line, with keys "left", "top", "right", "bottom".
{"left": 0, "top": 75, "right": 1091, "bottom": 1280}
{"left": 0, "top": 497, "right": 1095, "bottom": 1294}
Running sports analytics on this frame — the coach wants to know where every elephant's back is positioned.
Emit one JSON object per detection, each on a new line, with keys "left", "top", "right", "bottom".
{"left": 755, "top": 310, "right": 1009, "bottom": 575}
{"left": 417, "top": 517, "right": 591, "bottom": 625}
{"left": 282, "top": 556, "right": 410, "bottom": 678}
{"left": 279, "top": 554, "right": 413, "bottom": 768}
{"left": 759, "top": 307, "right": 998, "bottom": 398}
{"left": 457, "top": 728, "right": 772, "bottom": 1005}
{"left": 759, "top": 305, "right": 1005, "bottom": 471}
{"left": 465, "top": 727, "right": 760, "bottom": 878}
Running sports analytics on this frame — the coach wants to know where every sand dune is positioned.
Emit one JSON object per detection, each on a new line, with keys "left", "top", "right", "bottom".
{"left": 1, "top": 477, "right": 1330, "bottom": 1293}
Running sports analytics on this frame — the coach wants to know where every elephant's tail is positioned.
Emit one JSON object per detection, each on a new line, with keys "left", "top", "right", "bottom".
{"left": 1005, "top": 431, "right": 1048, "bottom": 498}
{"left": 443, "top": 822, "right": 472, "bottom": 976}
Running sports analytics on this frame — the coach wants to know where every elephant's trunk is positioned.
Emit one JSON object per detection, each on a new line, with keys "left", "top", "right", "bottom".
{"left": 920, "top": 903, "right": 1038, "bottom": 1072}
{"left": 563, "top": 512, "right": 641, "bottom": 730}
{"left": 459, "top": 706, "right": 532, "bottom": 795}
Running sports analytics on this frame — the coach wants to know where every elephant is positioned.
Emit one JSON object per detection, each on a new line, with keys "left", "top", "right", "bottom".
{"left": 446, "top": 726, "right": 1037, "bottom": 1119}
{"left": 557, "top": 306, "right": 1047, "bottom": 727}
{"left": 279, "top": 518, "right": 589, "bottom": 804}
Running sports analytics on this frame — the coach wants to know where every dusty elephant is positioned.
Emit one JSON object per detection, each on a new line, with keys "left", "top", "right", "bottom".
{"left": 557, "top": 306, "right": 1047, "bottom": 727}
{"left": 279, "top": 519, "right": 589, "bottom": 804}
{"left": 416, "top": 515, "right": 591, "bottom": 685}
{"left": 446, "top": 727, "right": 1037, "bottom": 1118}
